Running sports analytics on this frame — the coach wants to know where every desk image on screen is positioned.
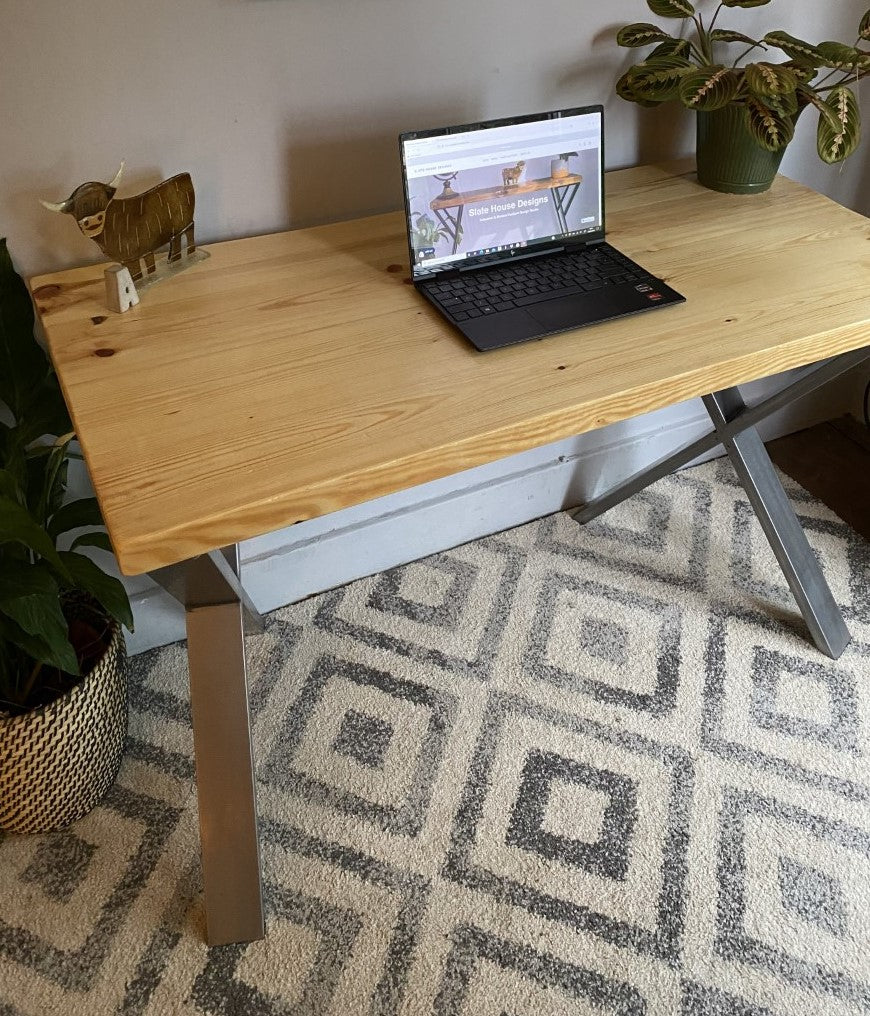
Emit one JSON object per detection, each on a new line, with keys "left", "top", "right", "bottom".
{"left": 403, "top": 111, "right": 603, "bottom": 270}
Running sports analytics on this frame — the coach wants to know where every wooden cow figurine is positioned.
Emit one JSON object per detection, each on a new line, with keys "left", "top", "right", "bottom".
{"left": 502, "top": 160, "right": 525, "bottom": 190}
{"left": 41, "top": 162, "right": 196, "bottom": 281}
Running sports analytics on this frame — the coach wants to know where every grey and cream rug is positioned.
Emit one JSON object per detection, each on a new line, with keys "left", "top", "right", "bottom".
{"left": 2, "top": 458, "right": 869, "bottom": 1016}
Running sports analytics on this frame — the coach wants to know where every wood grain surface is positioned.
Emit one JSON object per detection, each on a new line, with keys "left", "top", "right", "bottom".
{"left": 429, "top": 174, "right": 583, "bottom": 209}
{"left": 31, "top": 162, "right": 870, "bottom": 575}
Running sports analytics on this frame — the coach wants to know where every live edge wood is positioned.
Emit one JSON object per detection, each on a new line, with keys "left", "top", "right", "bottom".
{"left": 32, "top": 163, "right": 870, "bottom": 576}
{"left": 429, "top": 174, "right": 583, "bottom": 209}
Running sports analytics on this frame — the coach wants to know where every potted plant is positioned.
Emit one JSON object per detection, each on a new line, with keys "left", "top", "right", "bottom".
{"left": 0, "top": 237, "right": 134, "bottom": 833}
{"left": 410, "top": 211, "right": 456, "bottom": 259}
{"left": 615, "top": 0, "right": 870, "bottom": 193}
{"left": 551, "top": 152, "right": 579, "bottom": 179}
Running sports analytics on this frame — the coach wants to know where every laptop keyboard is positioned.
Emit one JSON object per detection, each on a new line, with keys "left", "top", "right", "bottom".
{"left": 422, "top": 244, "right": 650, "bottom": 321}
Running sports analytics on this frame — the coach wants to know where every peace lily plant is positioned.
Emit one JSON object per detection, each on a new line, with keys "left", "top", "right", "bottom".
{"left": 616, "top": 0, "right": 870, "bottom": 175}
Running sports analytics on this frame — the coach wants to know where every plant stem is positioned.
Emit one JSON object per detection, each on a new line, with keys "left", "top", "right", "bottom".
{"left": 815, "top": 74, "right": 868, "bottom": 93}
{"left": 694, "top": 13, "right": 712, "bottom": 64}
{"left": 688, "top": 40, "right": 707, "bottom": 63}
{"left": 731, "top": 42, "right": 767, "bottom": 68}
{"left": 813, "top": 67, "right": 844, "bottom": 89}
{"left": 813, "top": 63, "right": 868, "bottom": 93}
{"left": 708, "top": 2, "right": 724, "bottom": 36}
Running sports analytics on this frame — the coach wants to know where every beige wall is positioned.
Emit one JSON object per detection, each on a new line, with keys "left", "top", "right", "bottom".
{"left": 1, "top": 0, "right": 867, "bottom": 279}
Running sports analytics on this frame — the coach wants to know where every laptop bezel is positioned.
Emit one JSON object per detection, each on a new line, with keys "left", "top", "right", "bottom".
{"left": 399, "top": 104, "right": 606, "bottom": 281}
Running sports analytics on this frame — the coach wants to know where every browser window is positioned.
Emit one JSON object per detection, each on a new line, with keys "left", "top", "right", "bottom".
{"left": 401, "top": 110, "right": 603, "bottom": 276}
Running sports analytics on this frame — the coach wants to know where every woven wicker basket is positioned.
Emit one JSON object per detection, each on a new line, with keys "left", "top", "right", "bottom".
{"left": 0, "top": 607, "right": 127, "bottom": 834}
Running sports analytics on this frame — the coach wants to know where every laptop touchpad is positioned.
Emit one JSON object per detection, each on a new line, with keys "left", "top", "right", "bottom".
{"left": 526, "top": 288, "right": 642, "bottom": 331}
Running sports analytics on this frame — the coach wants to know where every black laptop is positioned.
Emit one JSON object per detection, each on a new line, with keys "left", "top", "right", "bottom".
{"left": 399, "top": 104, "right": 685, "bottom": 351}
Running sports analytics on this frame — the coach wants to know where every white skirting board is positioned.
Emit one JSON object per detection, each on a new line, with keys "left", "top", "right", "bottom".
{"left": 123, "top": 364, "right": 863, "bottom": 655}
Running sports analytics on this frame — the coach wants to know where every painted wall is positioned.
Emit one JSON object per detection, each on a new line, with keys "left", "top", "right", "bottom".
{"left": 2, "top": 0, "right": 867, "bottom": 276}
{"left": 1, "top": 0, "right": 867, "bottom": 651}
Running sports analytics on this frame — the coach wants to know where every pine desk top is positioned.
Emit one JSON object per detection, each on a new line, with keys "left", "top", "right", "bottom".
{"left": 32, "top": 162, "right": 870, "bottom": 576}
{"left": 429, "top": 173, "right": 583, "bottom": 209}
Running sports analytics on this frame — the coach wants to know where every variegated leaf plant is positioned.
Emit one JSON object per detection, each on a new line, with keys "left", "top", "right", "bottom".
{"left": 616, "top": 0, "right": 869, "bottom": 163}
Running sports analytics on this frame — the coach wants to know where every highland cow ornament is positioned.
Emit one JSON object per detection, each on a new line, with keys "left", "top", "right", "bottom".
{"left": 41, "top": 162, "right": 208, "bottom": 311}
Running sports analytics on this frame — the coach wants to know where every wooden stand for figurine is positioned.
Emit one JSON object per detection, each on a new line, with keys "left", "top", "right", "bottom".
{"left": 104, "top": 265, "right": 139, "bottom": 314}
{"left": 42, "top": 161, "right": 208, "bottom": 312}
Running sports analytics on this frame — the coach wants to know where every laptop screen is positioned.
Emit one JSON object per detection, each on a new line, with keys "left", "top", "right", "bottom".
{"left": 400, "top": 106, "right": 604, "bottom": 279}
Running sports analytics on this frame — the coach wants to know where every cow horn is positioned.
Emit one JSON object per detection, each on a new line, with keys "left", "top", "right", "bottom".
{"left": 40, "top": 198, "right": 71, "bottom": 214}
{"left": 108, "top": 160, "right": 125, "bottom": 189}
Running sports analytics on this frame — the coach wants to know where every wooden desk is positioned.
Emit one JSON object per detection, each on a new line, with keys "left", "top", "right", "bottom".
{"left": 31, "top": 163, "right": 870, "bottom": 946}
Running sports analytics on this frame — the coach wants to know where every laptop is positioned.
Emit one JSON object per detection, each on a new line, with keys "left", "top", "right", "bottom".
{"left": 399, "top": 104, "right": 685, "bottom": 351}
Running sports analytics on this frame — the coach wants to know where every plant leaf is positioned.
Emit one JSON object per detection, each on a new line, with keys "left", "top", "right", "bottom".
{"left": 69, "top": 530, "right": 114, "bottom": 553}
{"left": 817, "top": 41, "right": 864, "bottom": 71}
{"left": 646, "top": 0, "right": 695, "bottom": 18}
{"left": 860, "top": 10, "right": 870, "bottom": 42}
{"left": 34, "top": 436, "right": 72, "bottom": 527}
{"left": 721, "top": 0, "right": 771, "bottom": 7}
{"left": 1, "top": 426, "right": 28, "bottom": 504}
{"left": 14, "top": 374, "right": 72, "bottom": 447}
{"left": 0, "top": 611, "right": 79, "bottom": 680}
{"left": 763, "top": 32, "right": 824, "bottom": 67}
{"left": 817, "top": 85, "right": 861, "bottom": 163}
{"left": 797, "top": 84, "right": 844, "bottom": 132}
{"left": 679, "top": 66, "right": 741, "bottom": 110}
{"left": 58, "top": 551, "right": 134, "bottom": 631}
{"left": 782, "top": 60, "right": 818, "bottom": 83}
{"left": 744, "top": 61, "right": 798, "bottom": 96}
{"left": 0, "top": 493, "right": 71, "bottom": 578}
{"left": 744, "top": 96, "right": 795, "bottom": 150}
{"left": 617, "top": 23, "right": 674, "bottom": 47}
{"left": 0, "top": 467, "right": 21, "bottom": 501}
{"left": 625, "top": 55, "right": 694, "bottom": 101}
{"left": 0, "top": 560, "right": 71, "bottom": 651}
{"left": 710, "top": 29, "right": 760, "bottom": 46}
{"left": 765, "top": 89, "right": 799, "bottom": 117}
{"left": 47, "top": 496, "right": 104, "bottom": 541}
{"left": 648, "top": 38, "right": 691, "bottom": 59}
{"left": 0, "top": 238, "right": 47, "bottom": 423}
{"left": 616, "top": 69, "right": 665, "bottom": 107}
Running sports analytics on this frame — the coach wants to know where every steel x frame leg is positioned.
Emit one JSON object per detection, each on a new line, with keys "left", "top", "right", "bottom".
{"left": 150, "top": 546, "right": 265, "bottom": 945}
{"left": 551, "top": 182, "right": 581, "bottom": 234}
{"left": 570, "top": 348, "right": 870, "bottom": 659}
{"left": 432, "top": 205, "right": 464, "bottom": 255}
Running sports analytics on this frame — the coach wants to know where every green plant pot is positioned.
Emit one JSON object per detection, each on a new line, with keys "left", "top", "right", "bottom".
{"left": 696, "top": 106, "right": 788, "bottom": 195}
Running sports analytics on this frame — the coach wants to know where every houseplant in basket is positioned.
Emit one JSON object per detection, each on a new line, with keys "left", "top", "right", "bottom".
{"left": 0, "top": 237, "right": 134, "bottom": 833}
{"left": 615, "top": 0, "right": 870, "bottom": 193}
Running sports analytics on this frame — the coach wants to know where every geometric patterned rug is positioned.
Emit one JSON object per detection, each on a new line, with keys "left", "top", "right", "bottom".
{"left": 1, "top": 457, "right": 869, "bottom": 1016}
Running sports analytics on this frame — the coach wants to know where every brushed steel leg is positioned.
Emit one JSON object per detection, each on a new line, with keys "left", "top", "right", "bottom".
{"left": 570, "top": 429, "right": 721, "bottom": 524}
{"left": 571, "top": 348, "right": 868, "bottom": 658}
{"left": 151, "top": 548, "right": 265, "bottom": 635}
{"left": 185, "top": 548, "right": 264, "bottom": 945}
{"left": 573, "top": 349, "right": 870, "bottom": 527}
{"left": 704, "top": 388, "right": 851, "bottom": 660}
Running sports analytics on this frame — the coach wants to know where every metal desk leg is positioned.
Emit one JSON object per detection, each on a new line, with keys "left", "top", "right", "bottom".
{"left": 551, "top": 182, "right": 580, "bottom": 234}
{"left": 152, "top": 546, "right": 265, "bottom": 945}
{"left": 704, "top": 389, "right": 851, "bottom": 659}
{"left": 433, "top": 205, "right": 464, "bottom": 255}
{"left": 571, "top": 348, "right": 870, "bottom": 659}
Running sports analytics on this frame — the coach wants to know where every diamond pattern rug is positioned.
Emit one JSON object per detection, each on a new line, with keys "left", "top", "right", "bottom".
{"left": 1, "top": 458, "right": 869, "bottom": 1016}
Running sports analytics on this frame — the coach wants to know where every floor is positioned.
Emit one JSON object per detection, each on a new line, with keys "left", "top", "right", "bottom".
{"left": 768, "top": 415, "right": 870, "bottom": 541}
{"left": 5, "top": 456, "right": 869, "bottom": 1015}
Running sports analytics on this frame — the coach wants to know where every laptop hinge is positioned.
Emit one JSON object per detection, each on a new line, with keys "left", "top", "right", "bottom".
{"left": 567, "top": 237, "right": 605, "bottom": 249}
{"left": 458, "top": 246, "right": 563, "bottom": 271}
{"left": 419, "top": 268, "right": 460, "bottom": 282}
